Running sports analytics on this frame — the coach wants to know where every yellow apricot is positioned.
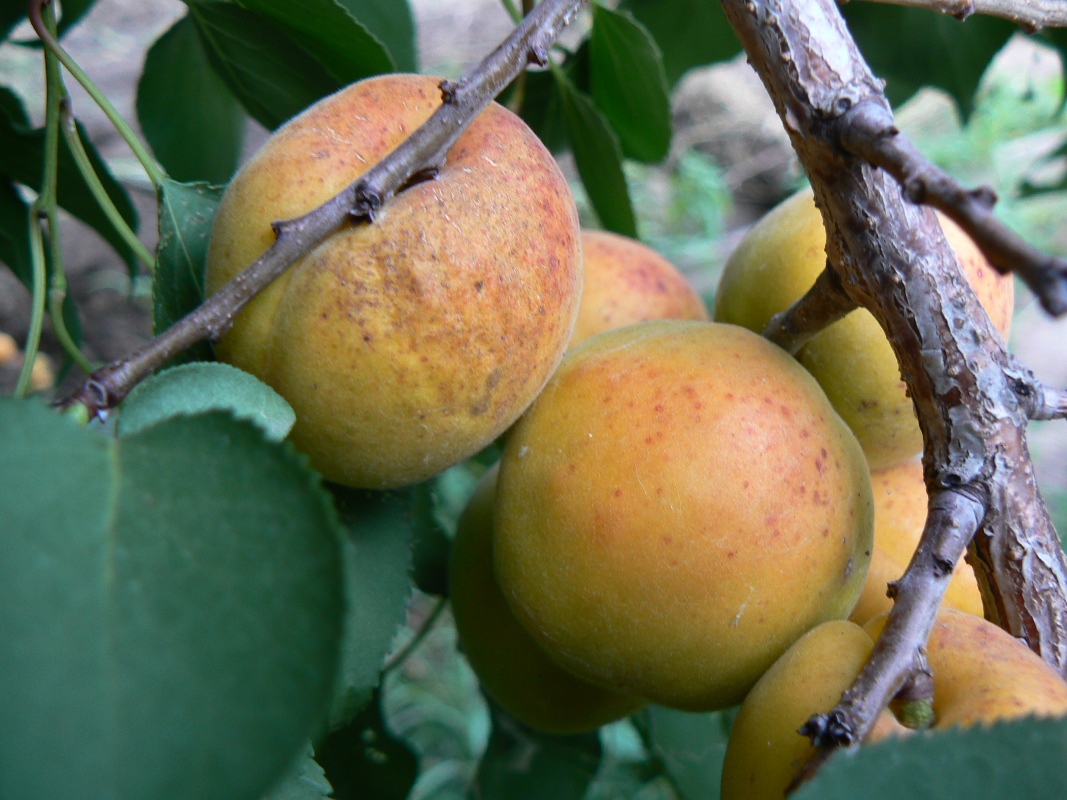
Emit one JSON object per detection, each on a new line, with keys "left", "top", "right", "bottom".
{"left": 866, "top": 609, "right": 1067, "bottom": 731}
{"left": 493, "top": 320, "right": 873, "bottom": 711}
{"left": 449, "top": 465, "right": 645, "bottom": 733}
{"left": 720, "top": 620, "right": 875, "bottom": 800}
{"left": 569, "top": 230, "right": 708, "bottom": 348}
{"left": 850, "top": 457, "right": 984, "bottom": 624}
{"left": 714, "top": 188, "right": 1013, "bottom": 470}
{"left": 205, "top": 74, "right": 581, "bottom": 488}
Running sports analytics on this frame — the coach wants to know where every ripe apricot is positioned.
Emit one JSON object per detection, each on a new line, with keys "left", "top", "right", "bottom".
{"left": 720, "top": 620, "right": 877, "bottom": 800}
{"left": 493, "top": 320, "right": 873, "bottom": 711}
{"left": 569, "top": 230, "right": 708, "bottom": 348}
{"left": 205, "top": 74, "right": 582, "bottom": 488}
{"left": 850, "top": 458, "right": 983, "bottom": 624}
{"left": 714, "top": 188, "right": 1013, "bottom": 470}
{"left": 865, "top": 609, "right": 1067, "bottom": 733}
{"left": 449, "top": 465, "right": 645, "bottom": 733}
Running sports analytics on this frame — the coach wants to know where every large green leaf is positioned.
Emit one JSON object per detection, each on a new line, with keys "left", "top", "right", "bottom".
{"left": 0, "top": 86, "right": 140, "bottom": 275}
{"left": 137, "top": 14, "right": 245, "bottom": 184}
{"left": 116, "top": 361, "right": 296, "bottom": 442}
{"left": 0, "top": 176, "right": 31, "bottom": 280}
{"left": 558, "top": 77, "right": 636, "bottom": 237}
{"left": 187, "top": 0, "right": 341, "bottom": 130}
{"left": 0, "top": 400, "right": 345, "bottom": 800}
{"left": 336, "top": 0, "right": 417, "bottom": 72}
{"left": 234, "top": 0, "right": 394, "bottom": 83}
{"left": 316, "top": 688, "right": 418, "bottom": 800}
{"left": 589, "top": 5, "right": 671, "bottom": 164}
{"left": 327, "top": 485, "right": 415, "bottom": 729}
{"left": 153, "top": 178, "right": 223, "bottom": 363}
{"left": 841, "top": 5, "right": 1015, "bottom": 118}
{"left": 795, "top": 716, "right": 1067, "bottom": 799}
{"left": 618, "top": 0, "right": 740, "bottom": 87}
{"left": 477, "top": 705, "right": 603, "bottom": 800}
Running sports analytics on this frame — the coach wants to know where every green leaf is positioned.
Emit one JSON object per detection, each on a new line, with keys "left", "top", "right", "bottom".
{"left": 558, "top": 77, "right": 636, "bottom": 237}
{"left": 262, "top": 744, "right": 334, "bottom": 800}
{"left": 333, "top": 0, "right": 418, "bottom": 73}
{"left": 327, "top": 485, "right": 415, "bottom": 729}
{"left": 187, "top": 0, "right": 342, "bottom": 130}
{"left": 0, "top": 86, "right": 140, "bottom": 275}
{"left": 477, "top": 704, "right": 603, "bottom": 800}
{"left": 618, "top": 0, "right": 740, "bottom": 87}
{"left": 841, "top": 5, "right": 1015, "bottom": 118}
{"left": 590, "top": 5, "right": 671, "bottom": 164}
{"left": 0, "top": 177, "right": 31, "bottom": 280}
{"left": 234, "top": 0, "right": 395, "bottom": 84}
{"left": 316, "top": 688, "right": 418, "bottom": 800}
{"left": 137, "top": 14, "right": 245, "bottom": 184}
{"left": 795, "top": 716, "right": 1067, "bottom": 799}
{"left": 154, "top": 178, "right": 223, "bottom": 363}
{"left": 0, "top": 0, "right": 25, "bottom": 41}
{"left": 116, "top": 361, "right": 296, "bottom": 442}
{"left": 55, "top": 0, "right": 96, "bottom": 36}
{"left": 0, "top": 399, "right": 345, "bottom": 800}
{"left": 0, "top": 0, "right": 96, "bottom": 40}
{"left": 639, "top": 706, "right": 735, "bottom": 800}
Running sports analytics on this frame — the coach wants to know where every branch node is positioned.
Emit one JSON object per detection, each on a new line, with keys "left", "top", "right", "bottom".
{"left": 528, "top": 44, "right": 549, "bottom": 67}
{"left": 351, "top": 185, "right": 382, "bottom": 222}
{"left": 800, "top": 710, "right": 855, "bottom": 748}
{"left": 438, "top": 79, "right": 460, "bottom": 104}
{"left": 969, "top": 185, "right": 997, "bottom": 209}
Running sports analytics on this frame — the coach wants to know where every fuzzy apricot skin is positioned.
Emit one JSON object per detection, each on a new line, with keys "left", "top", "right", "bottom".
{"left": 568, "top": 230, "right": 708, "bottom": 348}
{"left": 205, "top": 74, "right": 582, "bottom": 488}
{"left": 850, "top": 458, "right": 983, "bottom": 624}
{"left": 449, "top": 465, "right": 645, "bottom": 734}
{"left": 493, "top": 320, "right": 874, "bottom": 711}
{"left": 720, "top": 620, "right": 877, "bottom": 800}
{"left": 865, "top": 609, "right": 1067, "bottom": 732}
{"left": 713, "top": 188, "right": 1013, "bottom": 470}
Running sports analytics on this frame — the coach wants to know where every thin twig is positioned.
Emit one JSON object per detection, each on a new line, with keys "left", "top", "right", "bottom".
{"left": 832, "top": 101, "right": 1067, "bottom": 316}
{"left": 850, "top": 0, "right": 1067, "bottom": 32}
{"left": 58, "top": 0, "right": 590, "bottom": 418}
{"left": 761, "top": 263, "right": 858, "bottom": 354}
{"left": 381, "top": 597, "right": 448, "bottom": 675}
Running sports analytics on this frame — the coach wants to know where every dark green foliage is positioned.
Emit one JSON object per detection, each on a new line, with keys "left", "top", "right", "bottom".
{"left": 153, "top": 178, "right": 223, "bottom": 363}
{"left": 137, "top": 14, "right": 246, "bottom": 184}
{"left": 477, "top": 704, "right": 603, "bottom": 800}
{"left": 316, "top": 689, "right": 418, "bottom": 800}
{"left": 841, "top": 4, "right": 1015, "bottom": 119}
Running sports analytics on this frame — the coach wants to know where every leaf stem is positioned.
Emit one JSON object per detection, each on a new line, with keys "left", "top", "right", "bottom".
{"left": 15, "top": 215, "right": 48, "bottom": 398}
{"left": 382, "top": 597, "right": 447, "bottom": 675}
{"left": 28, "top": 0, "right": 167, "bottom": 190}
{"left": 59, "top": 104, "right": 156, "bottom": 270}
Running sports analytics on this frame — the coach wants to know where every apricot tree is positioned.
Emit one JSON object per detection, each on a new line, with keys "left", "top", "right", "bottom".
{"left": 3, "top": 0, "right": 1067, "bottom": 798}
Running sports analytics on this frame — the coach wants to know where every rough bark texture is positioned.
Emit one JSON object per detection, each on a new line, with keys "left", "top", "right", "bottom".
{"left": 719, "top": 0, "right": 1067, "bottom": 746}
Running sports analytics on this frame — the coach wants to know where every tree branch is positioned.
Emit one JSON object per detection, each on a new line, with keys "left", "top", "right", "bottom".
{"left": 849, "top": 0, "right": 1067, "bottom": 31}
{"left": 832, "top": 102, "right": 1067, "bottom": 316}
{"left": 762, "top": 262, "right": 858, "bottom": 355}
{"left": 720, "top": 0, "right": 1067, "bottom": 758}
{"left": 58, "top": 0, "right": 590, "bottom": 418}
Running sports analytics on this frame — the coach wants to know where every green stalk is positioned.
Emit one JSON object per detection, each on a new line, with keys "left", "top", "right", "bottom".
{"left": 29, "top": 0, "right": 166, "bottom": 190}
{"left": 381, "top": 597, "right": 447, "bottom": 675}
{"left": 14, "top": 214, "right": 48, "bottom": 398}
{"left": 60, "top": 106, "right": 155, "bottom": 270}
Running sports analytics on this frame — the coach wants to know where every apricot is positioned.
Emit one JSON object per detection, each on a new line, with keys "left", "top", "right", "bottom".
{"left": 568, "top": 230, "right": 708, "bottom": 348}
{"left": 865, "top": 609, "right": 1067, "bottom": 732}
{"left": 850, "top": 457, "right": 984, "bottom": 624}
{"left": 449, "top": 465, "right": 645, "bottom": 733}
{"left": 493, "top": 320, "right": 873, "bottom": 711}
{"left": 205, "top": 74, "right": 582, "bottom": 488}
{"left": 713, "top": 188, "right": 1013, "bottom": 470}
{"left": 720, "top": 620, "right": 877, "bottom": 800}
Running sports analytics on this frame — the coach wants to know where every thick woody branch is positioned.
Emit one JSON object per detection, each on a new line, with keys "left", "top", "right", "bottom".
{"left": 59, "top": 0, "right": 589, "bottom": 417}
{"left": 850, "top": 0, "right": 1067, "bottom": 31}
{"left": 720, "top": 0, "right": 1067, "bottom": 762}
{"left": 762, "top": 263, "right": 858, "bottom": 354}
{"left": 832, "top": 103, "right": 1067, "bottom": 316}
